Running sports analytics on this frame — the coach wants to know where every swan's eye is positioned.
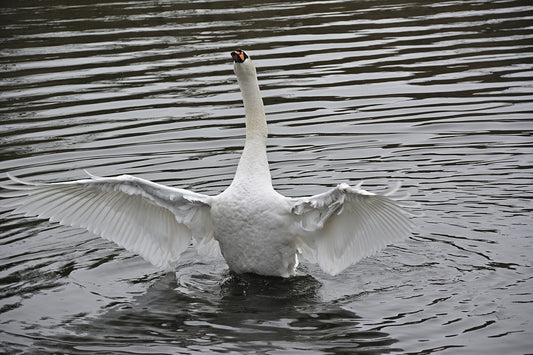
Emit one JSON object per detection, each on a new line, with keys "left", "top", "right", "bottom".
{"left": 231, "top": 50, "right": 248, "bottom": 63}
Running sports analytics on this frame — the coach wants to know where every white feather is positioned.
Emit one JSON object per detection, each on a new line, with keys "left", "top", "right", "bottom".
{"left": 289, "top": 182, "right": 415, "bottom": 275}
{"left": 2, "top": 173, "right": 216, "bottom": 271}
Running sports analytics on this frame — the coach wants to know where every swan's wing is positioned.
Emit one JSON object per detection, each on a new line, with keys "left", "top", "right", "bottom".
{"left": 289, "top": 182, "right": 417, "bottom": 275}
{"left": 1, "top": 173, "right": 218, "bottom": 270}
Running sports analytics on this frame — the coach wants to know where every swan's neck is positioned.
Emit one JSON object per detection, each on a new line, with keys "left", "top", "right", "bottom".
{"left": 238, "top": 66, "right": 267, "bottom": 141}
{"left": 232, "top": 62, "right": 272, "bottom": 190}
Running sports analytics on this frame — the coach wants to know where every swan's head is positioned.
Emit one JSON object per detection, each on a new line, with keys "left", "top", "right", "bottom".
{"left": 231, "top": 50, "right": 256, "bottom": 80}
{"left": 231, "top": 49, "right": 248, "bottom": 63}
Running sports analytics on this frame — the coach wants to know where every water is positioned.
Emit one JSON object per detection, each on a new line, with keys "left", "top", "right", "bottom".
{"left": 1, "top": 0, "right": 532, "bottom": 353}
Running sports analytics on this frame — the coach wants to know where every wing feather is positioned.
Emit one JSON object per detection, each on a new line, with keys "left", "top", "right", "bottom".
{"left": 1, "top": 173, "right": 217, "bottom": 270}
{"left": 290, "top": 182, "right": 417, "bottom": 275}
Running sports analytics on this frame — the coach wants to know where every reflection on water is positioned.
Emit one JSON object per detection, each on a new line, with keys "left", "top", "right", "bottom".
{"left": 36, "top": 273, "right": 399, "bottom": 354}
{"left": 1, "top": 0, "right": 532, "bottom": 353}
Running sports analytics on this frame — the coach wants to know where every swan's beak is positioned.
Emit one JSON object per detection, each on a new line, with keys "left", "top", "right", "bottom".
{"left": 231, "top": 50, "right": 248, "bottom": 63}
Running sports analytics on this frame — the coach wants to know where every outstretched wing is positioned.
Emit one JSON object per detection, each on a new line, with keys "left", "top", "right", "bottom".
{"left": 289, "top": 182, "right": 417, "bottom": 275}
{"left": 1, "top": 173, "right": 217, "bottom": 270}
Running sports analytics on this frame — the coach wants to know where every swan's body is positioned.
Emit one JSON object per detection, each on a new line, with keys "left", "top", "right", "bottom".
{"left": 1, "top": 50, "right": 416, "bottom": 277}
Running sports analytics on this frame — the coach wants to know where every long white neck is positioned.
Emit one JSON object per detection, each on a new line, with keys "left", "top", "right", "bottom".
{"left": 231, "top": 59, "right": 272, "bottom": 189}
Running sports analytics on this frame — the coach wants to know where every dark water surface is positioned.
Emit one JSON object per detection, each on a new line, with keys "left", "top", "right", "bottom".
{"left": 1, "top": 0, "right": 532, "bottom": 353}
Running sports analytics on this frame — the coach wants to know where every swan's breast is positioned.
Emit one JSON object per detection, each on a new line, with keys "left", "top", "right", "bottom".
{"left": 210, "top": 187, "right": 298, "bottom": 276}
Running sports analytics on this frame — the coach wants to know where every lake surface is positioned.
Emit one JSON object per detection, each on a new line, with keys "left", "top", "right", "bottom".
{"left": 1, "top": 0, "right": 532, "bottom": 353}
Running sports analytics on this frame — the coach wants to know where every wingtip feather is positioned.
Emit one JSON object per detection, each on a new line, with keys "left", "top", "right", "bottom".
{"left": 6, "top": 173, "right": 35, "bottom": 186}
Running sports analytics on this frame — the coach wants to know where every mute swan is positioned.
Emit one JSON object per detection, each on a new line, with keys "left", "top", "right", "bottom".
{"left": 2, "top": 50, "right": 416, "bottom": 277}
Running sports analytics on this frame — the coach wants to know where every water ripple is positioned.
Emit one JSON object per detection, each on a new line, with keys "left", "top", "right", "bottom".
{"left": 1, "top": 0, "right": 532, "bottom": 353}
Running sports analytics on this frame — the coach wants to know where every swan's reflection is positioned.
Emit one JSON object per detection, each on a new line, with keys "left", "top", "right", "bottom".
{"left": 34, "top": 270, "right": 399, "bottom": 353}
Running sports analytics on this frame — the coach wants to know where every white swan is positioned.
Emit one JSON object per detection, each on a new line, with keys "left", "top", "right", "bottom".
{"left": 2, "top": 50, "right": 416, "bottom": 277}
